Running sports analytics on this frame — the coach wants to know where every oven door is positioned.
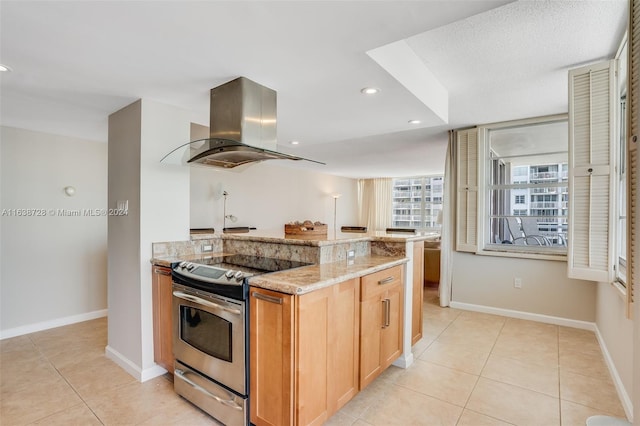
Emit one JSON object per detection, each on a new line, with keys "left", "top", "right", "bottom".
{"left": 172, "top": 283, "right": 246, "bottom": 395}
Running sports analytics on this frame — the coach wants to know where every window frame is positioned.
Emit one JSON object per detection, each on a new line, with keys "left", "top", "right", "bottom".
{"left": 615, "top": 35, "right": 628, "bottom": 288}
{"left": 476, "top": 114, "right": 569, "bottom": 261}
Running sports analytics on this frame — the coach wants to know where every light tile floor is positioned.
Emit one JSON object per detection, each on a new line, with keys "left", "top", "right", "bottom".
{"left": 0, "top": 288, "right": 627, "bottom": 425}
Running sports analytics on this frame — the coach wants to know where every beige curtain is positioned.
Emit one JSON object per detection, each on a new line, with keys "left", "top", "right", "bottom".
{"left": 439, "top": 131, "right": 455, "bottom": 307}
{"left": 357, "top": 178, "right": 392, "bottom": 231}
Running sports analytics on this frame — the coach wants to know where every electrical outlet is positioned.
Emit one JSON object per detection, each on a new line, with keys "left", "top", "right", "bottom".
{"left": 202, "top": 244, "right": 213, "bottom": 252}
{"left": 346, "top": 250, "right": 355, "bottom": 265}
{"left": 514, "top": 277, "right": 522, "bottom": 288}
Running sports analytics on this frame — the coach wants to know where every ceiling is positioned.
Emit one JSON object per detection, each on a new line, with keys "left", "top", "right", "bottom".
{"left": 0, "top": 1, "right": 628, "bottom": 179}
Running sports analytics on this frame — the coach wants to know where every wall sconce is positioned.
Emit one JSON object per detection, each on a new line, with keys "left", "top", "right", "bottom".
{"left": 64, "top": 186, "right": 76, "bottom": 197}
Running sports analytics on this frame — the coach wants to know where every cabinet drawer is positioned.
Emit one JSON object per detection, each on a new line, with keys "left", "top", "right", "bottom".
{"left": 360, "top": 265, "right": 403, "bottom": 301}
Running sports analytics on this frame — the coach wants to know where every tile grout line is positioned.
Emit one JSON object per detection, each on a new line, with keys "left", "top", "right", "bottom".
{"left": 355, "top": 294, "right": 458, "bottom": 425}
{"left": 557, "top": 326, "right": 563, "bottom": 426}
{"left": 454, "top": 316, "right": 508, "bottom": 426}
{"left": 28, "top": 334, "right": 106, "bottom": 426}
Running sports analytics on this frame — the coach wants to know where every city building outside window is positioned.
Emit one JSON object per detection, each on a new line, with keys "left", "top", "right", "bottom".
{"left": 392, "top": 176, "right": 443, "bottom": 230}
{"left": 485, "top": 117, "right": 568, "bottom": 255}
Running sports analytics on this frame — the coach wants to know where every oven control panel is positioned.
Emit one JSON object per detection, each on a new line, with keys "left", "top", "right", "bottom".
{"left": 175, "top": 261, "right": 248, "bottom": 284}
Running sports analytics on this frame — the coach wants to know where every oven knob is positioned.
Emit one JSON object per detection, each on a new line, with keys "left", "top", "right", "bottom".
{"left": 224, "top": 270, "right": 235, "bottom": 279}
{"left": 234, "top": 271, "right": 244, "bottom": 281}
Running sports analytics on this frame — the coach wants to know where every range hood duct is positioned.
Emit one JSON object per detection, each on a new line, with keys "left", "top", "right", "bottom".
{"left": 185, "top": 77, "right": 323, "bottom": 169}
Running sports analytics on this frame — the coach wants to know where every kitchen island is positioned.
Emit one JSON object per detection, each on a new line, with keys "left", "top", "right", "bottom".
{"left": 151, "top": 229, "right": 438, "bottom": 425}
{"left": 152, "top": 228, "right": 439, "bottom": 364}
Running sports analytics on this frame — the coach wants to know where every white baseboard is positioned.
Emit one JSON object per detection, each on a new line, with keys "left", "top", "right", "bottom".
{"left": 594, "top": 326, "right": 634, "bottom": 422}
{"left": 449, "top": 301, "right": 596, "bottom": 330}
{"left": 105, "top": 345, "right": 167, "bottom": 383}
{"left": 392, "top": 352, "right": 415, "bottom": 369}
{"left": 0, "top": 309, "right": 108, "bottom": 340}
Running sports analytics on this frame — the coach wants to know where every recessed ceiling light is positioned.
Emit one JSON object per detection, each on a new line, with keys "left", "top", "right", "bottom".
{"left": 0, "top": 64, "right": 12, "bottom": 72}
{"left": 408, "top": 119, "right": 421, "bottom": 124}
{"left": 360, "top": 87, "right": 380, "bottom": 95}
{"left": 290, "top": 140, "right": 300, "bottom": 145}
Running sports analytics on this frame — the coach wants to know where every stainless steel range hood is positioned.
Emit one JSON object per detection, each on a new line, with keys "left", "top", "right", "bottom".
{"left": 162, "top": 77, "right": 323, "bottom": 169}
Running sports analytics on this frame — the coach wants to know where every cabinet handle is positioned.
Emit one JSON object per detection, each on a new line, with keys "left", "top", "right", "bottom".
{"left": 384, "top": 298, "right": 391, "bottom": 328}
{"left": 154, "top": 268, "right": 171, "bottom": 276}
{"left": 381, "top": 299, "right": 391, "bottom": 328}
{"left": 173, "top": 291, "right": 242, "bottom": 315}
{"left": 378, "top": 276, "right": 394, "bottom": 285}
{"left": 174, "top": 369, "right": 243, "bottom": 411}
{"left": 252, "top": 291, "right": 283, "bottom": 305}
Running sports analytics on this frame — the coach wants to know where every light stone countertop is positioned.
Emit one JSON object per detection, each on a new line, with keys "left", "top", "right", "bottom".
{"left": 247, "top": 255, "right": 408, "bottom": 295}
{"left": 208, "top": 228, "right": 440, "bottom": 245}
{"left": 152, "top": 252, "right": 408, "bottom": 295}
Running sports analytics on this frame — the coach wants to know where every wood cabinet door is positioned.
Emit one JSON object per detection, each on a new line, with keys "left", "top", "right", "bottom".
{"left": 152, "top": 266, "right": 174, "bottom": 373}
{"left": 327, "top": 278, "right": 360, "bottom": 413}
{"left": 359, "top": 294, "right": 383, "bottom": 389}
{"left": 296, "top": 278, "right": 360, "bottom": 426}
{"left": 380, "top": 284, "right": 403, "bottom": 369}
{"left": 411, "top": 241, "right": 425, "bottom": 345}
{"left": 296, "top": 286, "right": 330, "bottom": 426}
{"left": 250, "top": 287, "right": 295, "bottom": 426}
{"left": 359, "top": 265, "right": 404, "bottom": 390}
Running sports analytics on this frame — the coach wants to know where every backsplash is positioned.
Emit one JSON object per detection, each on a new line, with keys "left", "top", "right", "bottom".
{"left": 152, "top": 235, "right": 372, "bottom": 265}
{"left": 319, "top": 241, "right": 370, "bottom": 263}
{"left": 371, "top": 241, "right": 406, "bottom": 257}
{"left": 152, "top": 237, "right": 222, "bottom": 258}
{"left": 222, "top": 239, "right": 320, "bottom": 264}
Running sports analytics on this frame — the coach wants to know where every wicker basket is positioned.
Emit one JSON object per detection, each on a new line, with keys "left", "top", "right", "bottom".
{"left": 284, "top": 223, "right": 328, "bottom": 236}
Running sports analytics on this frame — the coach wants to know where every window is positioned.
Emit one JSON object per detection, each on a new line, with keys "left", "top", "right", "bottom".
{"left": 392, "top": 176, "right": 443, "bottom": 230}
{"left": 484, "top": 117, "right": 569, "bottom": 255}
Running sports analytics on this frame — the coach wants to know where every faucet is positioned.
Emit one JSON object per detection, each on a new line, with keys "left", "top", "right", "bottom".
{"left": 222, "top": 191, "right": 237, "bottom": 230}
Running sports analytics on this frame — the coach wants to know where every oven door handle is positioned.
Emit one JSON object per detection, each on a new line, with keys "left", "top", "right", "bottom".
{"left": 173, "top": 291, "right": 242, "bottom": 316}
{"left": 174, "top": 368, "right": 243, "bottom": 411}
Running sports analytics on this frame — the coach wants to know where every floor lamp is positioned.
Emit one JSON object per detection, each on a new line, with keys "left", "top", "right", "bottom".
{"left": 332, "top": 194, "right": 341, "bottom": 238}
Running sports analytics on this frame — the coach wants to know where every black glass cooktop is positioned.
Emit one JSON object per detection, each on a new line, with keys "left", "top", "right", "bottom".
{"left": 171, "top": 254, "right": 313, "bottom": 300}
{"left": 197, "top": 254, "right": 312, "bottom": 274}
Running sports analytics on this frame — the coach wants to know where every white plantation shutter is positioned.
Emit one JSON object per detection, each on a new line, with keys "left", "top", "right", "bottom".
{"left": 455, "top": 128, "right": 479, "bottom": 252}
{"left": 568, "top": 61, "right": 616, "bottom": 282}
{"left": 626, "top": 0, "right": 638, "bottom": 318}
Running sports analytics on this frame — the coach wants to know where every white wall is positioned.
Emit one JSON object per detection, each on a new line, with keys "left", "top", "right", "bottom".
{"left": 451, "top": 252, "right": 596, "bottom": 322}
{"left": 139, "top": 100, "right": 190, "bottom": 373}
{"left": 107, "top": 100, "right": 190, "bottom": 380}
{"left": 190, "top": 163, "right": 358, "bottom": 232}
{"left": 595, "top": 281, "right": 634, "bottom": 418}
{"left": 107, "top": 101, "right": 143, "bottom": 367}
{"left": 0, "top": 126, "right": 107, "bottom": 337}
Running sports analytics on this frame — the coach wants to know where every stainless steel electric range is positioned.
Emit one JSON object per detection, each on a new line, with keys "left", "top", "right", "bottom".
{"left": 171, "top": 254, "right": 310, "bottom": 425}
